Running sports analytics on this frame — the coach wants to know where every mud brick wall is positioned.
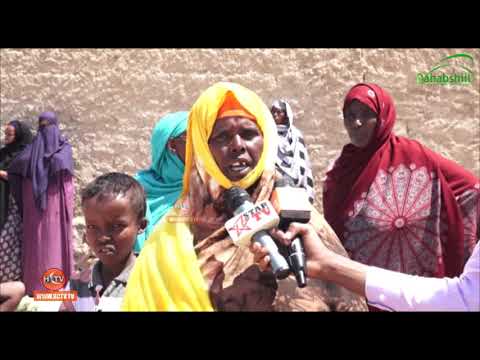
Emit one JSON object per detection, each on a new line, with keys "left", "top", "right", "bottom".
{"left": 1, "top": 48, "right": 479, "bottom": 264}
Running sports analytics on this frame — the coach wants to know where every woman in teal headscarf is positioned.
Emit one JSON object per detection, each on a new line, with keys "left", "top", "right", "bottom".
{"left": 134, "top": 111, "right": 188, "bottom": 253}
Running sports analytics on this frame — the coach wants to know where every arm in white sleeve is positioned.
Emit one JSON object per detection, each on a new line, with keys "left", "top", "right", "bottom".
{"left": 365, "top": 242, "right": 480, "bottom": 311}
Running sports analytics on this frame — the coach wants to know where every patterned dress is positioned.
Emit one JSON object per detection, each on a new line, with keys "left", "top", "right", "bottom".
{"left": 0, "top": 195, "right": 22, "bottom": 282}
{"left": 324, "top": 83, "right": 479, "bottom": 285}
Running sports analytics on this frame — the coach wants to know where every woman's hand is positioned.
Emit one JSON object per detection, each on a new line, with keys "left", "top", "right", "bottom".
{"left": 0, "top": 170, "right": 8, "bottom": 180}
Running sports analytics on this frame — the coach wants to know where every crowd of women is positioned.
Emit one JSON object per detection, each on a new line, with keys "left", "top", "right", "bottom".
{"left": 0, "top": 81, "right": 478, "bottom": 311}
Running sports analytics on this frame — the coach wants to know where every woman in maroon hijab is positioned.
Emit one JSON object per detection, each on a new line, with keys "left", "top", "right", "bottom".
{"left": 323, "top": 84, "right": 479, "bottom": 303}
{"left": 9, "top": 112, "right": 74, "bottom": 295}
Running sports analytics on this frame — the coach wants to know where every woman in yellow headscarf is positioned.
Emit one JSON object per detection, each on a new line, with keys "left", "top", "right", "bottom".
{"left": 122, "top": 82, "right": 368, "bottom": 311}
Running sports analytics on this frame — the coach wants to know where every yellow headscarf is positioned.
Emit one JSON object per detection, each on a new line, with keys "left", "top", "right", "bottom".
{"left": 183, "top": 81, "right": 278, "bottom": 195}
{"left": 122, "top": 82, "right": 278, "bottom": 311}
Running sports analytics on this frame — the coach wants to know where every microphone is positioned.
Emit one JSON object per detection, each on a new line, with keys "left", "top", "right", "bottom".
{"left": 224, "top": 187, "right": 290, "bottom": 279}
{"left": 271, "top": 177, "right": 310, "bottom": 288}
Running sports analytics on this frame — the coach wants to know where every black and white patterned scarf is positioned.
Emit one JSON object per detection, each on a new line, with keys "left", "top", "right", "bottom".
{"left": 274, "top": 100, "right": 315, "bottom": 203}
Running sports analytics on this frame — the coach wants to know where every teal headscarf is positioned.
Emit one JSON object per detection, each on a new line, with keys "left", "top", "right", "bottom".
{"left": 134, "top": 111, "right": 188, "bottom": 253}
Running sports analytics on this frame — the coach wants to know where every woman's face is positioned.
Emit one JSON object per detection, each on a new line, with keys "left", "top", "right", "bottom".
{"left": 39, "top": 119, "right": 49, "bottom": 127}
{"left": 4, "top": 125, "right": 16, "bottom": 145}
{"left": 168, "top": 131, "right": 187, "bottom": 164}
{"left": 208, "top": 117, "right": 264, "bottom": 181}
{"left": 343, "top": 100, "right": 378, "bottom": 148}
{"left": 271, "top": 107, "right": 288, "bottom": 125}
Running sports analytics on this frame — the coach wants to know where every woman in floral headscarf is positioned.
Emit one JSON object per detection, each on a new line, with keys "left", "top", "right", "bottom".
{"left": 323, "top": 83, "right": 479, "bottom": 306}
{"left": 8, "top": 112, "right": 74, "bottom": 295}
{"left": 122, "top": 82, "right": 367, "bottom": 311}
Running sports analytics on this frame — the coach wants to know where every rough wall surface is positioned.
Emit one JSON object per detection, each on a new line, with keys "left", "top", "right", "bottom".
{"left": 1, "top": 48, "right": 479, "bottom": 265}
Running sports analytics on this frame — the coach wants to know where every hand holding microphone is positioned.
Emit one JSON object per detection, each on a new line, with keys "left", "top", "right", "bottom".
{"left": 271, "top": 177, "right": 311, "bottom": 288}
{"left": 252, "top": 222, "right": 331, "bottom": 281}
{"left": 224, "top": 187, "right": 290, "bottom": 279}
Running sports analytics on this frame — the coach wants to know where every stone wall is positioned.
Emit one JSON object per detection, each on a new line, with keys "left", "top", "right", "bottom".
{"left": 1, "top": 48, "right": 479, "bottom": 263}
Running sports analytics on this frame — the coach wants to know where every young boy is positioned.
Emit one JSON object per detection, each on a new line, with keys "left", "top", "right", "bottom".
{"left": 60, "top": 172, "right": 147, "bottom": 311}
{"left": 0, "top": 281, "right": 25, "bottom": 311}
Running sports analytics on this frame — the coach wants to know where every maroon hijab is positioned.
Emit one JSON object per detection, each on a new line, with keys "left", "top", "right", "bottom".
{"left": 324, "top": 83, "right": 479, "bottom": 278}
